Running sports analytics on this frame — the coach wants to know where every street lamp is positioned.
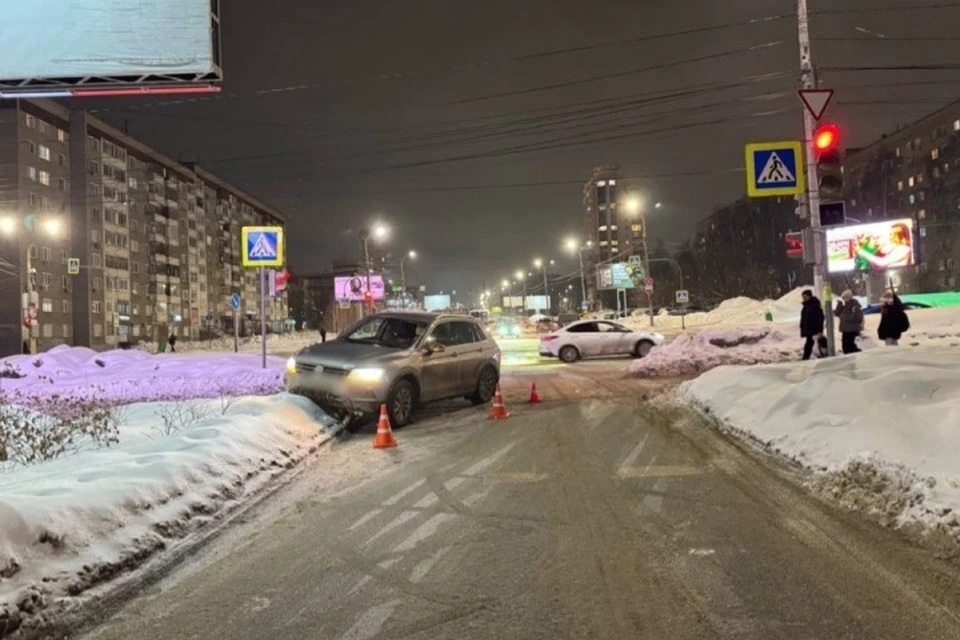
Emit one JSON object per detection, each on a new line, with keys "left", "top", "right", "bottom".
{"left": 566, "top": 238, "right": 593, "bottom": 310}
{"left": 533, "top": 258, "right": 553, "bottom": 313}
{"left": 359, "top": 223, "right": 390, "bottom": 316}
{"left": 514, "top": 269, "right": 528, "bottom": 312}
{"left": 623, "top": 194, "right": 653, "bottom": 327}
{"left": 0, "top": 214, "right": 63, "bottom": 353}
{"left": 399, "top": 249, "right": 416, "bottom": 308}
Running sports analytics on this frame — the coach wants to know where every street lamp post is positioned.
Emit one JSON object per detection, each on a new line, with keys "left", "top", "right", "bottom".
{"left": 399, "top": 249, "right": 416, "bottom": 308}
{"left": 533, "top": 259, "right": 553, "bottom": 314}
{"left": 566, "top": 238, "right": 593, "bottom": 311}
{"left": 359, "top": 223, "right": 389, "bottom": 316}
{"left": 625, "top": 197, "right": 655, "bottom": 327}
{"left": 1, "top": 215, "right": 61, "bottom": 353}
{"left": 514, "top": 270, "right": 527, "bottom": 313}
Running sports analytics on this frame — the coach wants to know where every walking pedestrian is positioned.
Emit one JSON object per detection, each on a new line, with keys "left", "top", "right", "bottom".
{"left": 319, "top": 325, "right": 327, "bottom": 343}
{"left": 168, "top": 332, "right": 177, "bottom": 353}
{"left": 877, "top": 289, "right": 910, "bottom": 346}
{"left": 834, "top": 290, "right": 864, "bottom": 354}
{"left": 799, "top": 289, "right": 825, "bottom": 360}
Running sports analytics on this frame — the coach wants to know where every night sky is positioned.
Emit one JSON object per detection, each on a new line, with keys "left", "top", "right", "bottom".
{"left": 88, "top": 0, "right": 960, "bottom": 293}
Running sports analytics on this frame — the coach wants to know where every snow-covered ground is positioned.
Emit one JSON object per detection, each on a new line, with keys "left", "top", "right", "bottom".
{"left": 0, "top": 346, "right": 339, "bottom": 635}
{"left": 139, "top": 331, "right": 328, "bottom": 356}
{"left": 631, "top": 290, "right": 960, "bottom": 378}
{"left": 1, "top": 345, "right": 286, "bottom": 406}
{"left": 681, "top": 348, "right": 960, "bottom": 545}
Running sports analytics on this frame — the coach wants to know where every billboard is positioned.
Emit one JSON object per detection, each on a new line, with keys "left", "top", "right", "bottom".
{"left": 335, "top": 275, "right": 385, "bottom": 302}
{"left": 0, "top": 0, "right": 222, "bottom": 97}
{"left": 826, "top": 219, "right": 916, "bottom": 273}
{"left": 596, "top": 262, "right": 644, "bottom": 290}
{"left": 424, "top": 295, "right": 452, "bottom": 311}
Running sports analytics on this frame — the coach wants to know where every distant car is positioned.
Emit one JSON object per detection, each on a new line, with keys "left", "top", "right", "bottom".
{"left": 538, "top": 319, "right": 665, "bottom": 363}
{"left": 285, "top": 312, "right": 500, "bottom": 427}
{"left": 534, "top": 317, "right": 559, "bottom": 333}
{"left": 862, "top": 301, "right": 932, "bottom": 315}
{"left": 494, "top": 317, "right": 522, "bottom": 339}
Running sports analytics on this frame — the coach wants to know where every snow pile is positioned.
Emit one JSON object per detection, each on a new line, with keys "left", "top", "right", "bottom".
{"left": 681, "top": 349, "right": 960, "bottom": 543}
{"left": 1, "top": 346, "right": 286, "bottom": 406}
{"left": 623, "top": 286, "right": 810, "bottom": 331}
{"left": 630, "top": 327, "right": 797, "bottom": 378}
{"left": 139, "top": 331, "right": 326, "bottom": 355}
{"left": 0, "top": 394, "right": 333, "bottom": 635}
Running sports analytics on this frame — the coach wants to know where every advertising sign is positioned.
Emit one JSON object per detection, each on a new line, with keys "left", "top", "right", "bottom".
{"left": 526, "top": 296, "right": 550, "bottom": 312}
{"left": 596, "top": 262, "right": 645, "bottom": 290}
{"left": 825, "top": 219, "right": 915, "bottom": 273}
{"left": 0, "top": 0, "right": 220, "bottom": 87}
{"left": 335, "top": 275, "right": 385, "bottom": 302}
{"left": 424, "top": 295, "right": 452, "bottom": 311}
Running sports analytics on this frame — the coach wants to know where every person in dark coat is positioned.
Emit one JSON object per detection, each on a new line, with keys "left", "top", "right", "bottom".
{"left": 834, "top": 290, "right": 864, "bottom": 354}
{"left": 877, "top": 290, "right": 910, "bottom": 346}
{"left": 799, "top": 289, "right": 825, "bottom": 360}
{"left": 168, "top": 332, "right": 177, "bottom": 353}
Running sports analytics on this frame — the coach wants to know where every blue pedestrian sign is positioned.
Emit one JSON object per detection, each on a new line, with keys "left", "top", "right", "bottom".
{"left": 241, "top": 226, "right": 284, "bottom": 268}
{"left": 229, "top": 293, "right": 241, "bottom": 310}
{"left": 744, "top": 141, "right": 805, "bottom": 198}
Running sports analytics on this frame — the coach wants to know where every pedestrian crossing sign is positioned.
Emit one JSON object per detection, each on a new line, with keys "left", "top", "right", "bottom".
{"left": 241, "top": 226, "right": 284, "bottom": 267}
{"left": 745, "top": 141, "right": 805, "bottom": 198}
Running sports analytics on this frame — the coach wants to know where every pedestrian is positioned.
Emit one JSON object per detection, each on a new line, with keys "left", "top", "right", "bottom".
{"left": 168, "top": 332, "right": 177, "bottom": 353}
{"left": 877, "top": 289, "right": 910, "bottom": 346}
{"left": 834, "top": 290, "right": 864, "bottom": 354}
{"left": 319, "top": 325, "right": 327, "bottom": 343}
{"left": 799, "top": 289, "right": 825, "bottom": 360}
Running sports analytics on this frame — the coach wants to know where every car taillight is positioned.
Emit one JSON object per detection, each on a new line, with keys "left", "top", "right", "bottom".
{"left": 540, "top": 335, "right": 558, "bottom": 342}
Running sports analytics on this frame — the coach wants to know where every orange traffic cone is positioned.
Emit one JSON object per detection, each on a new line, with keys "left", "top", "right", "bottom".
{"left": 489, "top": 384, "right": 510, "bottom": 420}
{"left": 373, "top": 404, "right": 398, "bottom": 449}
{"left": 528, "top": 382, "right": 542, "bottom": 404}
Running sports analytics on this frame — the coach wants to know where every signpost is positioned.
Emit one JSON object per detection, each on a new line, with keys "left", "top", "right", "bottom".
{"left": 675, "top": 290, "right": 689, "bottom": 304}
{"left": 744, "top": 141, "right": 806, "bottom": 198}
{"left": 643, "top": 277, "right": 654, "bottom": 294}
{"left": 241, "top": 226, "right": 284, "bottom": 368}
{"left": 67, "top": 258, "right": 80, "bottom": 275}
{"left": 229, "top": 293, "right": 241, "bottom": 353}
{"left": 674, "top": 289, "right": 689, "bottom": 330}
{"left": 798, "top": 89, "right": 834, "bottom": 121}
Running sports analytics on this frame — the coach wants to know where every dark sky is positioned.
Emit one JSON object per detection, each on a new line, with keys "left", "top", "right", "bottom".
{"left": 88, "top": 0, "right": 960, "bottom": 293}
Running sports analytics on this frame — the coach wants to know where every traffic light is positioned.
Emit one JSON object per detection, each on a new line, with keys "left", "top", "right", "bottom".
{"left": 814, "top": 123, "right": 843, "bottom": 200}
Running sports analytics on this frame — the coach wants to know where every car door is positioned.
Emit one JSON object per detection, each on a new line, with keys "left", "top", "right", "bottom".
{"left": 420, "top": 321, "right": 462, "bottom": 401}
{"left": 608, "top": 322, "right": 636, "bottom": 355}
{"left": 565, "top": 321, "right": 601, "bottom": 357}
{"left": 449, "top": 320, "right": 488, "bottom": 394}
{"left": 595, "top": 322, "right": 628, "bottom": 355}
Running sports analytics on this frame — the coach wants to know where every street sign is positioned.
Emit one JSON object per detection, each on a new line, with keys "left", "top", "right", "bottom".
{"left": 391, "top": 285, "right": 403, "bottom": 293}
{"left": 67, "top": 258, "right": 80, "bottom": 275}
{"left": 798, "top": 89, "right": 834, "bottom": 121}
{"left": 819, "top": 201, "right": 846, "bottom": 227}
{"left": 644, "top": 277, "right": 654, "bottom": 294}
{"left": 205, "top": 314, "right": 214, "bottom": 323}
{"left": 419, "top": 285, "right": 426, "bottom": 293}
{"left": 339, "top": 299, "right": 351, "bottom": 309}
{"left": 785, "top": 232, "right": 804, "bottom": 258}
{"left": 28, "top": 304, "right": 37, "bottom": 319}
{"left": 675, "top": 290, "right": 689, "bottom": 304}
{"left": 745, "top": 141, "right": 805, "bottom": 198}
{"left": 229, "top": 293, "right": 241, "bottom": 310}
{"left": 628, "top": 255, "right": 641, "bottom": 267}
{"left": 241, "top": 226, "right": 284, "bottom": 268}
{"left": 581, "top": 300, "right": 589, "bottom": 310}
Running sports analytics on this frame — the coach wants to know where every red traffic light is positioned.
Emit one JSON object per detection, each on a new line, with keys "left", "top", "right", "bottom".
{"left": 813, "top": 123, "right": 840, "bottom": 153}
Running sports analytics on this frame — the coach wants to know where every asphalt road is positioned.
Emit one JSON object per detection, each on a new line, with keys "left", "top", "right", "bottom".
{"left": 82, "top": 365, "right": 960, "bottom": 640}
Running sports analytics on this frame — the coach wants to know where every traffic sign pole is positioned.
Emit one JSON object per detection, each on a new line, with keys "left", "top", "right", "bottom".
{"left": 260, "top": 267, "right": 267, "bottom": 369}
{"left": 234, "top": 309, "right": 239, "bottom": 354}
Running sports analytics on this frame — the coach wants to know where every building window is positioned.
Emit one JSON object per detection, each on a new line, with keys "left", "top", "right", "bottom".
{"left": 57, "top": 128, "right": 67, "bottom": 143}
{"left": 63, "top": 324, "right": 70, "bottom": 338}
{"left": 60, "top": 275, "right": 69, "bottom": 289}
{"left": 934, "top": 167, "right": 941, "bottom": 178}
{"left": 39, "top": 170, "right": 50, "bottom": 186}
{"left": 41, "top": 299, "right": 53, "bottom": 313}
{"left": 931, "top": 148, "right": 940, "bottom": 160}
{"left": 918, "top": 191, "right": 925, "bottom": 202}
{"left": 908, "top": 177, "right": 915, "bottom": 188}
{"left": 916, "top": 173, "right": 924, "bottom": 184}
{"left": 40, "top": 246, "right": 52, "bottom": 262}
{"left": 909, "top": 194, "right": 915, "bottom": 204}
{"left": 38, "top": 145, "right": 51, "bottom": 161}
{"left": 41, "top": 273, "right": 51, "bottom": 289}
{"left": 919, "top": 209, "right": 926, "bottom": 220}
{"left": 27, "top": 166, "right": 37, "bottom": 181}
{"left": 42, "top": 324, "right": 53, "bottom": 338}
{"left": 92, "top": 276, "right": 102, "bottom": 292}
{"left": 920, "top": 227, "right": 927, "bottom": 238}
{"left": 25, "top": 114, "right": 36, "bottom": 128}
{"left": 57, "top": 153, "right": 66, "bottom": 167}
{"left": 58, "top": 178, "right": 67, "bottom": 191}
{"left": 61, "top": 299, "right": 70, "bottom": 313}
{"left": 895, "top": 147, "right": 900, "bottom": 158}
{"left": 897, "top": 181, "right": 904, "bottom": 192}
{"left": 93, "top": 324, "right": 103, "bottom": 338}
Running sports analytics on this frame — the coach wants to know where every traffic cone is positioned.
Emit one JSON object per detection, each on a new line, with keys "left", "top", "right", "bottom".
{"left": 489, "top": 384, "right": 510, "bottom": 420}
{"left": 528, "top": 382, "right": 542, "bottom": 404}
{"left": 373, "top": 404, "right": 398, "bottom": 449}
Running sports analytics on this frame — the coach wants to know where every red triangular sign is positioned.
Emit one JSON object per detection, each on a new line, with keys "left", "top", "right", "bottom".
{"left": 798, "top": 89, "right": 834, "bottom": 120}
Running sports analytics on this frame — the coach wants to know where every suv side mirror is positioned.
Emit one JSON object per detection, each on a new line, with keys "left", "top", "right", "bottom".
{"left": 423, "top": 338, "right": 445, "bottom": 355}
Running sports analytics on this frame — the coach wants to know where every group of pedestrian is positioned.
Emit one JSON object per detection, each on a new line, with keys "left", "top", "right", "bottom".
{"left": 799, "top": 287, "right": 909, "bottom": 360}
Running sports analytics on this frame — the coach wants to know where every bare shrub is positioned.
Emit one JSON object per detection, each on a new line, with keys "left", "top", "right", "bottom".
{"left": 153, "top": 400, "right": 211, "bottom": 437}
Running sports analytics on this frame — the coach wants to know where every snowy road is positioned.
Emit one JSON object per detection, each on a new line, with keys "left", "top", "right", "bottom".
{"left": 79, "top": 365, "right": 960, "bottom": 640}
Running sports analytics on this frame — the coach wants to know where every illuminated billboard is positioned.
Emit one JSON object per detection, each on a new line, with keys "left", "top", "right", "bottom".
{"left": 335, "top": 275, "right": 385, "bottom": 302}
{"left": 424, "top": 295, "right": 452, "bottom": 311}
{"left": 596, "top": 262, "right": 644, "bottom": 290}
{"left": 826, "top": 219, "right": 916, "bottom": 273}
{"left": 0, "top": 0, "right": 222, "bottom": 97}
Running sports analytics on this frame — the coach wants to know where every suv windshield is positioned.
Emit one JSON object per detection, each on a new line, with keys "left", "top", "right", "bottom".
{"left": 342, "top": 316, "right": 428, "bottom": 349}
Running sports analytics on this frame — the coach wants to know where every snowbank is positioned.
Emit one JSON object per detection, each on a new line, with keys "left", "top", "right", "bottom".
{"left": 139, "top": 332, "right": 329, "bottom": 355}
{"left": 630, "top": 327, "right": 798, "bottom": 378}
{"left": 623, "top": 286, "right": 809, "bottom": 331}
{"left": 681, "top": 349, "right": 960, "bottom": 543}
{"left": 0, "top": 394, "right": 334, "bottom": 635}
{"left": 1, "top": 346, "right": 285, "bottom": 406}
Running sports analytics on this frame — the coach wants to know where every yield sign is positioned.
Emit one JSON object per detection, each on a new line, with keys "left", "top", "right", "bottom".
{"left": 798, "top": 89, "right": 834, "bottom": 120}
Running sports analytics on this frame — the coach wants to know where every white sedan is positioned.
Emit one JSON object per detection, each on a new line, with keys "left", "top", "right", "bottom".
{"left": 538, "top": 320, "right": 664, "bottom": 363}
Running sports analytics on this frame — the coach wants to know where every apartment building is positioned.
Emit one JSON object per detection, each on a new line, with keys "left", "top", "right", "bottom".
{"left": 0, "top": 100, "right": 288, "bottom": 356}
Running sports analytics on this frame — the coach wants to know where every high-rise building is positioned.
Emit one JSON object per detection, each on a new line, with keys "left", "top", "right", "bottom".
{"left": 0, "top": 100, "right": 288, "bottom": 355}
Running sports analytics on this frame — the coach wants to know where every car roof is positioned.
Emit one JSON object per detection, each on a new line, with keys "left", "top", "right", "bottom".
{"left": 373, "top": 311, "right": 480, "bottom": 324}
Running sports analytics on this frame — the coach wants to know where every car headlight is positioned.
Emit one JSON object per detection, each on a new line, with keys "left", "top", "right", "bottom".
{"left": 285, "top": 357, "right": 297, "bottom": 375}
{"left": 348, "top": 367, "right": 386, "bottom": 383}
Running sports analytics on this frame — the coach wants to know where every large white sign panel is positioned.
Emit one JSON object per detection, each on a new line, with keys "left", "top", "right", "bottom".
{"left": 0, "top": 0, "right": 216, "bottom": 81}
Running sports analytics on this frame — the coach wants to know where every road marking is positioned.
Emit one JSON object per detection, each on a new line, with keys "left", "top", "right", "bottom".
{"left": 491, "top": 472, "right": 547, "bottom": 484}
{"left": 340, "top": 599, "right": 401, "bottom": 640}
{"left": 413, "top": 493, "right": 440, "bottom": 509}
{"left": 617, "top": 434, "right": 649, "bottom": 476}
{"left": 462, "top": 488, "right": 493, "bottom": 508}
{"left": 366, "top": 510, "right": 418, "bottom": 545}
{"left": 382, "top": 479, "right": 426, "bottom": 506}
{"left": 348, "top": 508, "right": 382, "bottom": 531}
{"left": 463, "top": 443, "right": 516, "bottom": 476}
{"left": 411, "top": 545, "right": 452, "bottom": 583}
{"left": 618, "top": 465, "right": 702, "bottom": 479}
{"left": 443, "top": 476, "right": 467, "bottom": 491}
{"left": 689, "top": 548, "right": 716, "bottom": 557}
{"left": 346, "top": 575, "right": 371, "bottom": 596}
{"left": 393, "top": 513, "right": 457, "bottom": 553}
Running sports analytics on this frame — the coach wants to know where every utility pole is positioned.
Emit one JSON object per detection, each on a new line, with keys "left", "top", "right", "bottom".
{"left": 577, "top": 249, "right": 587, "bottom": 308}
{"left": 797, "top": 0, "right": 836, "bottom": 356}
{"left": 360, "top": 230, "right": 372, "bottom": 317}
{"left": 641, "top": 210, "right": 654, "bottom": 327}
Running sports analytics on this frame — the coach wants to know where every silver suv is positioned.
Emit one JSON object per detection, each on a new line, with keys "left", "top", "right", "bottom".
{"left": 285, "top": 312, "right": 501, "bottom": 427}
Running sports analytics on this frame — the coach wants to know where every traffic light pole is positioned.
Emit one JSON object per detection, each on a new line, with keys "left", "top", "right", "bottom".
{"left": 797, "top": 0, "right": 836, "bottom": 356}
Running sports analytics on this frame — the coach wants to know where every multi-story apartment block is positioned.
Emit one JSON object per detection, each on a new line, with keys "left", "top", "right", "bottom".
{"left": 0, "top": 100, "right": 288, "bottom": 356}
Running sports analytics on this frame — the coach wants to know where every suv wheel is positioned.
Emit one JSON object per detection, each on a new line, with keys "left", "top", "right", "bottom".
{"left": 559, "top": 345, "right": 580, "bottom": 363}
{"left": 469, "top": 366, "right": 499, "bottom": 405}
{"left": 387, "top": 379, "right": 417, "bottom": 428}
